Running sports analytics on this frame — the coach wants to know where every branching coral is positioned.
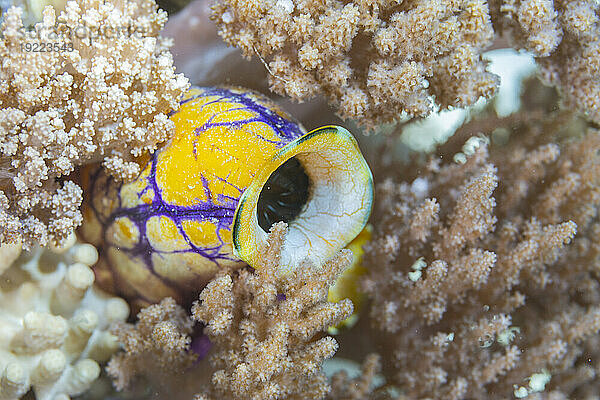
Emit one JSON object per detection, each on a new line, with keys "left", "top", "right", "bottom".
{"left": 0, "top": 234, "right": 130, "bottom": 400}
{"left": 192, "top": 222, "right": 354, "bottom": 400}
{"left": 105, "top": 297, "right": 197, "bottom": 391}
{"left": 0, "top": 0, "right": 189, "bottom": 248}
{"left": 362, "top": 101, "right": 600, "bottom": 398}
{"left": 211, "top": 0, "right": 500, "bottom": 129}
{"left": 211, "top": 0, "right": 600, "bottom": 129}
{"left": 104, "top": 222, "right": 355, "bottom": 399}
{"left": 490, "top": 0, "right": 599, "bottom": 124}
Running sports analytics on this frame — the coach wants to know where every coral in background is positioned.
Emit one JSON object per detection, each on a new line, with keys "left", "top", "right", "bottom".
{"left": 1, "top": 0, "right": 598, "bottom": 398}
{"left": 362, "top": 100, "right": 600, "bottom": 398}
{"left": 0, "top": 0, "right": 189, "bottom": 248}
{"left": 0, "top": 0, "right": 67, "bottom": 25}
{"left": 489, "top": 0, "right": 600, "bottom": 124}
{"left": 211, "top": 0, "right": 499, "bottom": 129}
{"left": 327, "top": 353, "right": 382, "bottom": 400}
{"left": 0, "top": 234, "right": 130, "bottom": 400}
{"left": 161, "top": 0, "right": 269, "bottom": 92}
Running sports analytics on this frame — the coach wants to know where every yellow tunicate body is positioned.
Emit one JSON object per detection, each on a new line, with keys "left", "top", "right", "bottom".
{"left": 328, "top": 225, "right": 372, "bottom": 332}
{"left": 82, "top": 87, "right": 374, "bottom": 307}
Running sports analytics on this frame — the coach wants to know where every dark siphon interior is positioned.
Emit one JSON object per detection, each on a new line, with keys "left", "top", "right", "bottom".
{"left": 257, "top": 157, "right": 310, "bottom": 231}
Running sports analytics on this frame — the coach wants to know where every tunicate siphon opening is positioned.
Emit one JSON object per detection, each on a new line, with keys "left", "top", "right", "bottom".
{"left": 257, "top": 157, "right": 310, "bottom": 231}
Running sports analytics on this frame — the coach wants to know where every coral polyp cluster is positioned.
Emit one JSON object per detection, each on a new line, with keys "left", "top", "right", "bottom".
{"left": 361, "top": 102, "right": 600, "bottom": 398}
{"left": 0, "top": 0, "right": 189, "bottom": 248}
{"left": 490, "top": 0, "right": 600, "bottom": 124}
{"left": 211, "top": 0, "right": 600, "bottom": 130}
{"left": 212, "top": 0, "right": 500, "bottom": 129}
{"left": 105, "top": 223, "right": 357, "bottom": 399}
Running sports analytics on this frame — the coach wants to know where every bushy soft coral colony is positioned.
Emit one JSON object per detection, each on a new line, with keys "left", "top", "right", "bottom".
{"left": 360, "top": 104, "right": 600, "bottom": 398}
{"left": 212, "top": 0, "right": 501, "bottom": 128}
{"left": 211, "top": 0, "right": 600, "bottom": 128}
{"left": 0, "top": 0, "right": 189, "bottom": 249}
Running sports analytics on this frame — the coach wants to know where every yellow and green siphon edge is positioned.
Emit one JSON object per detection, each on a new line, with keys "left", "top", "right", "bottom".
{"left": 232, "top": 125, "right": 374, "bottom": 273}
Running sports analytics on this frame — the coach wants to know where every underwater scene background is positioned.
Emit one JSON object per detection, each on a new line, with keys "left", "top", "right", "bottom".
{"left": 0, "top": 0, "right": 599, "bottom": 399}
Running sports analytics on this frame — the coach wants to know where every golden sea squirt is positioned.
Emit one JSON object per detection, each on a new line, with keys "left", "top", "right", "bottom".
{"left": 81, "top": 87, "right": 373, "bottom": 306}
